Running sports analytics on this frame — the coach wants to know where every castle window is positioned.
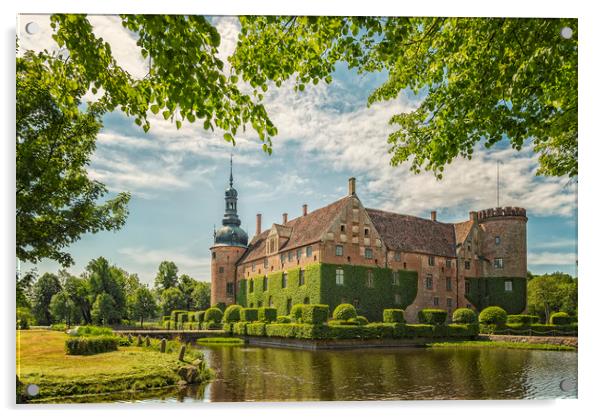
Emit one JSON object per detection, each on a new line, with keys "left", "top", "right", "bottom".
{"left": 219, "top": 266, "right": 224, "bottom": 274}
{"left": 297, "top": 248, "right": 302, "bottom": 259}
{"left": 446, "top": 277, "right": 452, "bottom": 291}
{"left": 495, "top": 236, "right": 501, "bottom": 245}
{"left": 304, "top": 296, "right": 310, "bottom": 304}
{"left": 494, "top": 258, "right": 504, "bottom": 269}
{"left": 465, "top": 260, "right": 471, "bottom": 270}
{"left": 394, "top": 294, "right": 401, "bottom": 304}
{"left": 335, "top": 268, "right": 344, "bottom": 285}
{"left": 340, "top": 224, "right": 346, "bottom": 232}
{"left": 434, "top": 297, "right": 439, "bottom": 306}
{"left": 394, "top": 252, "right": 401, "bottom": 261}
{"left": 505, "top": 280, "right": 513, "bottom": 292}
{"left": 392, "top": 271, "right": 400, "bottom": 286}
{"left": 282, "top": 272, "right": 288, "bottom": 288}
{"left": 226, "top": 282, "right": 234, "bottom": 295}
{"left": 249, "top": 280, "right": 254, "bottom": 293}
{"left": 403, "top": 262, "right": 407, "bottom": 269}
{"left": 212, "top": 252, "right": 216, "bottom": 259}
{"left": 465, "top": 281, "right": 470, "bottom": 295}
{"left": 467, "top": 241, "right": 472, "bottom": 252}
{"left": 335, "top": 245, "right": 344, "bottom": 256}
{"left": 425, "top": 274, "right": 433, "bottom": 290}
{"left": 365, "top": 248, "right": 373, "bottom": 259}
{"left": 263, "top": 276, "right": 268, "bottom": 291}
{"left": 428, "top": 256, "right": 435, "bottom": 266}
{"left": 299, "top": 270, "right": 305, "bottom": 286}
{"left": 446, "top": 259, "right": 452, "bottom": 268}
{"left": 366, "top": 270, "right": 374, "bottom": 288}
{"left": 364, "top": 227, "right": 370, "bottom": 236}
{"left": 446, "top": 298, "right": 452, "bottom": 308}
{"left": 306, "top": 246, "right": 313, "bottom": 257}
{"left": 288, "top": 251, "right": 293, "bottom": 262}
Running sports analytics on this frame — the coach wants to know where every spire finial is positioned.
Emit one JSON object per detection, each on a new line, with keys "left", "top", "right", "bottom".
{"left": 229, "top": 153, "right": 233, "bottom": 188}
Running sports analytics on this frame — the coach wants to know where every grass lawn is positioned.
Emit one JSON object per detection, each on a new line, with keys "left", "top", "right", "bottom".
{"left": 16, "top": 329, "right": 210, "bottom": 402}
{"left": 426, "top": 340, "right": 576, "bottom": 351}
{"left": 196, "top": 337, "right": 244, "bottom": 346}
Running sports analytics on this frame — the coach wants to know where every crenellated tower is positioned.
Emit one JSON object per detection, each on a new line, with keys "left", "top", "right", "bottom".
{"left": 210, "top": 156, "right": 248, "bottom": 306}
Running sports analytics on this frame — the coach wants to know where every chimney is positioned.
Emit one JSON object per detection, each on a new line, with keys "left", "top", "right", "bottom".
{"left": 256, "top": 213, "right": 262, "bottom": 236}
{"left": 302, "top": 204, "right": 308, "bottom": 216}
{"left": 469, "top": 211, "right": 478, "bottom": 222}
{"left": 282, "top": 213, "right": 288, "bottom": 224}
{"left": 348, "top": 177, "right": 356, "bottom": 195}
{"left": 431, "top": 211, "right": 437, "bottom": 221}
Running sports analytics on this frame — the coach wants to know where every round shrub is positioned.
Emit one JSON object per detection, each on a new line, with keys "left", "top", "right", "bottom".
{"left": 290, "top": 304, "right": 304, "bottom": 322}
{"left": 550, "top": 312, "right": 571, "bottom": 325}
{"left": 332, "top": 303, "right": 357, "bottom": 321}
{"left": 418, "top": 309, "right": 447, "bottom": 325}
{"left": 383, "top": 309, "right": 405, "bottom": 323}
{"left": 204, "top": 307, "right": 223, "bottom": 323}
{"left": 478, "top": 306, "right": 507, "bottom": 325}
{"left": 356, "top": 316, "right": 369, "bottom": 325}
{"left": 452, "top": 308, "right": 477, "bottom": 324}
{"left": 223, "top": 305, "right": 242, "bottom": 323}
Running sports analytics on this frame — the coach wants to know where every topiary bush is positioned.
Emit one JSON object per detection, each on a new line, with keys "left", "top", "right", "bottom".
{"left": 479, "top": 306, "right": 508, "bottom": 325}
{"left": 418, "top": 309, "right": 448, "bottom": 325}
{"left": 204, "top": 307, "right": 223, "bottom": 323}
{"left": 73, "top": 325, "right": 114, "bottom": 336}
{"left": 290, "top": 304, "right": 303, "bottom": 323}
{"left": 356, "top": 316, "right": 369, "bottom": 325}
{"left": 507, "top": 314, "right": 539, "bottom": 325}
{"left": 332, "top": 303, "right": 357, "bottom": 320}
{"left": 383, "top": 309, "right": 405, "bottom": 323}
{"left": 223, "top": 305, "right": 242, "bottom": 323}
{"left": 276, "top": 315, "right": 292, "bottom": 323}
{"left": 65, "top": 336, "right": 119, "bottom": 355}
{"left": 258, "top": 307, "right": 277, "bottom": 323}
{"left": 452, "top": 308, "right": 477, "bottom": 324}
{"left": 241, "top": 308, "right": 259, "bottom": 322}
{"left": 301, "top": 304, "right": 329, "bottom": 325}
{"left": 550, "top": 312, "right": 571, "bottom": 325}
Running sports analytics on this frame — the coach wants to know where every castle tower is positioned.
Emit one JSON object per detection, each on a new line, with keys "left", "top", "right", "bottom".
{"left": 210, "top": 156, "right": 248, "bottom": 306}
{"left": 477, "top": 207, "right": 528, "bottom": 278}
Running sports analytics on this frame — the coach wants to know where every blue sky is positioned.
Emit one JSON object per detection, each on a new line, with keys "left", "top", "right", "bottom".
{"left": 18, "top": 15, "right": 578, "bottom": 284}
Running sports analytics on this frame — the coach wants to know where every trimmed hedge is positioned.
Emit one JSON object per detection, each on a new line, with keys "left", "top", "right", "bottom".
{"left": 223, "top": 305, "right": 242, "bottom": 323}
{"left": 550, "top": 312, "right": 571, "bottom": 325}
{"left": 479, "top": 306, "right": 507, "bottom": 325}
{"left": 452, "top": 308, "right": 477, "bottom": 324}
{"left": 73, "top": 325, "right": 113, "bottom": 336}
{"left": 480, "top": 323, "right": 578, "bottom": 335}
{"left": 233, "top": 321, "right": 248, "bottom": 335}
{"left": 65, "top": 336, "right": 119, "bottom": 355}
{"left": 418, "top": 309, "right": 447, "bottom": 325}
{"left": 301, "top": 304, "right": 329, "bottom": 325}
{"left": 276, "top": 315, "right": 292, "bottom": 323}
{"left": 507, "top": 314, "right": 539, "bottom": 325}
{"left": 332, "top": 303, "right": 357, "bottom": 320}
{"left": 246, "top": 322, "right": 267, "bottom": 336}
{"left": 204, "top": 307, "right": 223, "bottom": 323}
{"left": 356, "top": 316, "right": 369, "bottom": 325}
{"left": 383, "top": 309, "right": 405, "bottom": 324}
{"left": 258, "top": 307, "right": 277, "bottom": 323}
{"left": 290, "top": 304, "right": 303, "bottom": 322}
{"left": 241, "top": 308, "right": 259, "bottom": 322}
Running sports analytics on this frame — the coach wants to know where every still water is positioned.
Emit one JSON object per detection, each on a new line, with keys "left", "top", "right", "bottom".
{"left": 116, "top": 345, "right": 577, "bottom": 402}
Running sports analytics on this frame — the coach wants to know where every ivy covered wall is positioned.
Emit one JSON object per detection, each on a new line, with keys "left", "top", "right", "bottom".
{"left": 237, "top": 263, "right": 418, "bottom": 321}
{"left": 465, "top": 277, "right": 527, "bottom": 314}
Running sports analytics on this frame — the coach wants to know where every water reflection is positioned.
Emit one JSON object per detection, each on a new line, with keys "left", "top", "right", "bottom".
{"left": 99, "top": 345, "right": 579, "bottom": 402}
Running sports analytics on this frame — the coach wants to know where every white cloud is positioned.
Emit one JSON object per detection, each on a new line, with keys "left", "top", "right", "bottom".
{"left": 528, "top": 251, "right": 577, "bottom": 266}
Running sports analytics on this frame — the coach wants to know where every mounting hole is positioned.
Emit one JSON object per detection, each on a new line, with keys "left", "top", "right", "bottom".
{"left": 560, "top": 27, "right": 573, "bottom": 39}
{"left": 26, "top": 384, "right": 40, "bottom": 397}
{"left": 559, "top": 378, "right": 577, "bottom": 392}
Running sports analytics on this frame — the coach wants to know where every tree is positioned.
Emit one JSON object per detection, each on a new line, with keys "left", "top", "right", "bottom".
{"left": 178, "top": 274, "right": 198, "bottom": 311}
{"left": 91, "top": 292, "right": 117, "bottom": 325}
{"left": 50, "top": 291, "right": 80, "bottom": 326}
{"left": 41, "top": 15, "right": 277, "bottom": 151}
{"left": 16, "top": 52, "right": 130, "bottom": 267}
{"left": 31, "top": 273, "right": 62, "bottom": 325}
{"left": 527, "top": 272, "right": 577, "bottom": 323}
{"left": 154, "top": 261, "right": 179, "bottom": 293}
{"left": 160, "top": 287, "right": 186, "bottom": 317}
{"left": 62, "top": 273, "right": 93, "bottom": 324}
{"left": 16, "top": 269, "right": 36, "bottom": 308}
{"left": 130, "top": 287, "right": 158, "bottom": 328}
{"left": 86, "top": 257, "right": 127, "bottom": 321}
{"left": 232, "top": 17, "right": 577, "bottom": 178}
{"left": 191, "top": 281, "right": 211, "bottom": 311}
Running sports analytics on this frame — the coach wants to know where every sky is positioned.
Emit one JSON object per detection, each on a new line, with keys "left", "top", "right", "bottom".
{"left": 17, "top": 15, "right": 578, "bottom": 285}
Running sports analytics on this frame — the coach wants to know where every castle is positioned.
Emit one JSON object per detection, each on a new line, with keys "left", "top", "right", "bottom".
{"left": 210, "top": 160, "right": 528, "bottom": 322}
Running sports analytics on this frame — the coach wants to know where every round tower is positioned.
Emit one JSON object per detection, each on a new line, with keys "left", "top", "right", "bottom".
{"left": 477, "top": 207, "right": 528, "bottom": 277}
{"left": 210, "top": 156, "right": 248, "bottom": 306}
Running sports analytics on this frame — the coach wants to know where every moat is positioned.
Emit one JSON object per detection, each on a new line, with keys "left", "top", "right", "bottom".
{"left": 108, "top": 345, "right": 576, "bottom": 402}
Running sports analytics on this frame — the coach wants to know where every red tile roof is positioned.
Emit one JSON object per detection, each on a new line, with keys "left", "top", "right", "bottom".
{"left": 365, "top": 208, "right": 457, "bottom": 257}
{"left": 453, "top": 220, "right": 474, "bottom": 245}
{"left": 238, "top": 195, "right": 352, "bottom": 264}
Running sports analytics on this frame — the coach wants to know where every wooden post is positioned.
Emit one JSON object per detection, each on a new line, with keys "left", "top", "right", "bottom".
{"left": 137, "top": 335, "right": 143, "bottom": 346}
{"left": 145, "top": 336, "right": 151, "bottom": 347}
{"left": 160, "top": 338, "right": 166, "bottom": 353}
{"left": 127, "top": 334, "right": 133, "bottom": 343}
{"left": 178, "top": 345, "right": 186, "bottom": 361}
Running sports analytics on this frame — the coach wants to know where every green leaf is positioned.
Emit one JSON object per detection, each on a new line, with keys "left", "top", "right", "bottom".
{"left": 224, "top": 133, "right": 234, "bottom": 142}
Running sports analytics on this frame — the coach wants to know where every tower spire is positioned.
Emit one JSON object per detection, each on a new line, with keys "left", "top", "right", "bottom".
{"left": 229, "top": 153, "right": 233, "bottom": 188}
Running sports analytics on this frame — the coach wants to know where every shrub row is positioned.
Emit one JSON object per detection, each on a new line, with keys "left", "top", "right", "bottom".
{"left": 418, "top": 309, "right": 448, "bottom": 325}
{"left": 480, "top": 323, "right": 578, "bottom": 335}
{"left": 65, "top": 336, "right": 119, "bottom": 355}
